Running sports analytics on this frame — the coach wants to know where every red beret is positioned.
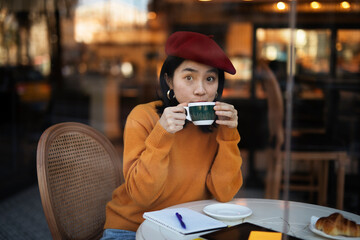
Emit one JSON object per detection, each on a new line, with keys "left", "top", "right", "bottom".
{"left": 165, "top": 31, "right": 236, "bottom": 75}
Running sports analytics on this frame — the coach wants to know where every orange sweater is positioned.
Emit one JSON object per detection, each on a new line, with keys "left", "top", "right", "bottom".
{"left": 104, "top": 101, "right": 243, "bottom": 231}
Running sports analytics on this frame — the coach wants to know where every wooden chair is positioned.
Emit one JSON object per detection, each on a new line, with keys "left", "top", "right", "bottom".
{"left": 260, "top": 62, "right": 349, "bottom": 209}
{"left": 36, "top": 122, "right": 123, "bottom": 240}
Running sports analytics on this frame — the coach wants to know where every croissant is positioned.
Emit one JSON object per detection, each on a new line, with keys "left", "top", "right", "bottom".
{"left": 315, "top": 212, "right": 360, "bottom": 237}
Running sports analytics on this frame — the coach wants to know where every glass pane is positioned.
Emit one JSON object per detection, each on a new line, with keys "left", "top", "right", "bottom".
{"left": 295, "top": 29, "right": 331, "bottom": 76}
{"left": 223, "top": 23, "right": 253, "bottom": 99}
{"left": 1, "top": 1, "right": 360, "bottom": 237}
{"left": 337, "top": 29, "right": 360, "bottom": 79}
{"left": 256, "top": 28, "right": 331, "bottom": 79}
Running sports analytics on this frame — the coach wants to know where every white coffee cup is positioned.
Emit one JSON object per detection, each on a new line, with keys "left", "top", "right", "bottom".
{"left": 184, "top": 102, "right": 216, "bottom": 125}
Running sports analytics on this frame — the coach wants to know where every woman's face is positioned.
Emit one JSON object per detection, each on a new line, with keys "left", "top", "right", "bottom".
{"left": 168, "top": 60, "right": 219, "bottom": 104}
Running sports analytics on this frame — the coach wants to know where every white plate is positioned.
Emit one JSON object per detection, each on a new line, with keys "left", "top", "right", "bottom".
{"left": 309, "top": 216, "right": 360, "bottom": 240}
{"left": 203, "top": 203, "right": 252, "bottom": 221}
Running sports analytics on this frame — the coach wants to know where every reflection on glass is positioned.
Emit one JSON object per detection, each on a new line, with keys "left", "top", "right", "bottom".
{"left": 227, "top": 57, "right": 252, "bottom": 82}
{"left": 336, "top": 30, "right": 360, "bottom": 79}
{"left": 256, "top": 28, "right": 331, "bottom": 77}
{"left": 0, "top": 12, "right": 50, "bottom": 76}
{"left": 75, "top": 0, "right": 150, "bottom": 43}
{"left": 223, "top": 23, "right": 253, "bottom": 99}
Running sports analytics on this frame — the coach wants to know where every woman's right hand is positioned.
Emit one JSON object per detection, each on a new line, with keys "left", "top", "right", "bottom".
{"left": 159, "top": 103, "right": 188, "bottom": 134}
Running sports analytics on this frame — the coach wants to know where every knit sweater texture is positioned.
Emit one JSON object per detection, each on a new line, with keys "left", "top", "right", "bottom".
{"left": 104, "top": 101, "right": 243, "bottom": 231}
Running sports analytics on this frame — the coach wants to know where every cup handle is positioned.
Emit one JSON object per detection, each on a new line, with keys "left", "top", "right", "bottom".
{"left": 183, "top": 106, "right": 192, "bottom": 121}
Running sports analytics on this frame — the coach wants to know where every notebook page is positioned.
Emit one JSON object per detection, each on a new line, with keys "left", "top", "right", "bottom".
{"left": 143, "top": 207, "right": 227, "bottom": 235}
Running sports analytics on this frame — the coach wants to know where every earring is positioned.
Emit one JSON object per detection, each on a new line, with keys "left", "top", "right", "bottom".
{"left": 167, "top": 89, "right": 176, "bottom": 100}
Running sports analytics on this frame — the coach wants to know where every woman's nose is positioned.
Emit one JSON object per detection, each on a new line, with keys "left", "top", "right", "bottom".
{"left": 194, "top": 81, "right": 206, "bottom": 95}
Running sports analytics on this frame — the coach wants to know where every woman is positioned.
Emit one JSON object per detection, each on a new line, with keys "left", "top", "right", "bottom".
{"left": 102, "top": 31, "right": 243, "bottom": 240}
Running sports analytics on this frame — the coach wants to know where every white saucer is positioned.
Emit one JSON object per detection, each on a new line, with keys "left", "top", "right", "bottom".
{"left": 203, "top": 203, "right": 252, "bottom": 221}
{"left": 309, "top": 216, "right": 360, "bottom": 240}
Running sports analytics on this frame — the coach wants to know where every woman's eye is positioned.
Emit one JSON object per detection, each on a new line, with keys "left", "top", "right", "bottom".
{"left": 185, "top": 76, "right": 193, "bottom": 81}
{"left": 207, "top": 76, "right": 215, "bottom": 82}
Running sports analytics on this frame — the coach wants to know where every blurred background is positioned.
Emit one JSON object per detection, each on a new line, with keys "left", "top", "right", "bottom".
{"left": 0, "top": 0, "right": 359, "bottom": 236}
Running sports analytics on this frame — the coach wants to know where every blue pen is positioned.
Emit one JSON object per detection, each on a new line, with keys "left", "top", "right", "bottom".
{"left": 175, "top": 212, "right": 186, "bottom": 229}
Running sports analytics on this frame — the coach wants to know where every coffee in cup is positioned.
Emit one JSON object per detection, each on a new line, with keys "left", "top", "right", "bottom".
{"left": 184, "top": 102, "right": 216, "bottom": 125}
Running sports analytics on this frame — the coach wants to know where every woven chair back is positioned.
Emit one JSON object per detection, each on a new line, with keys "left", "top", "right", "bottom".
{"left": 37, "top": 122, "right": 123, "bottom": 240}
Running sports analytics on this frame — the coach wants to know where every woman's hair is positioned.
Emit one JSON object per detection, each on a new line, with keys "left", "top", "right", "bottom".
{"left": 156, "top": 55, "right": 226, "bottom": 132}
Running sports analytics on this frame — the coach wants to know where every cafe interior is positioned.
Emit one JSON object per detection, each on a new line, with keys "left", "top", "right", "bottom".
{"left": 0, "top": 0, "right": 359, "bottom": 238}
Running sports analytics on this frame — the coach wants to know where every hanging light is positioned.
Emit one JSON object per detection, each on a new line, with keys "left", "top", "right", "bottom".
{"left": 310, "top": 1, "right": 321, "bottom": 9}
{"left": 276, "top": 1, "right": 286, "bottom": 11}
{"left": 340, "top": 1, "right": 351, "bottom": 9}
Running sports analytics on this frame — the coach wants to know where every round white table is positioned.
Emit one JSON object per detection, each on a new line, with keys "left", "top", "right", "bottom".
{"left": 136, "top": 198, "right": 360, "bottom": 240}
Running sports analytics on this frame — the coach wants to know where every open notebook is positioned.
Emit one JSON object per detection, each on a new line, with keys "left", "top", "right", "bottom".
{"left": 143, "top": 207, "right": 227, "bottom": 235}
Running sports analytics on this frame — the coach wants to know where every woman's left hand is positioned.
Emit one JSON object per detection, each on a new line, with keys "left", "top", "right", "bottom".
{"left": 214, "top": 101, "right": 238, "bottom": 128}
